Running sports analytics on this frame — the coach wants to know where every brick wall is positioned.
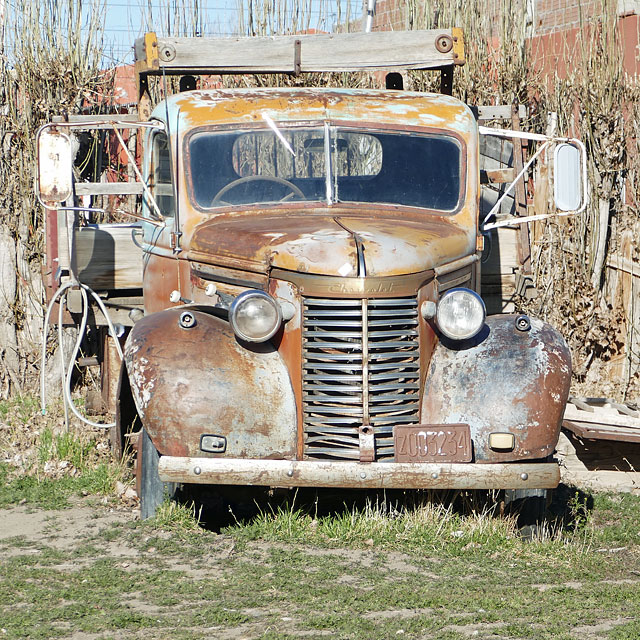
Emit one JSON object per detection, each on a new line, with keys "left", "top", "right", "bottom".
{"left": 371, "top": 0, "right": 408, "bottom": 31}
{"left": 535, "top": 0, "right": 600, "bottom": 34}
{"left": 370, "top": 0, "right": 639, "bottom": 37}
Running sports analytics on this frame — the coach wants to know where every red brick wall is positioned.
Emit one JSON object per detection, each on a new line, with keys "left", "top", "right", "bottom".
{"left": 371, "top": 0, "right": 637, "bottom": 39}
{"left": 371, "top": 0, "right": 407, "bottom": 31}
{"left": 369, "top": 0, "right": 639, "bottom": 75}
{"left": 535, "top": 0, "right": 600, "bottom": 34}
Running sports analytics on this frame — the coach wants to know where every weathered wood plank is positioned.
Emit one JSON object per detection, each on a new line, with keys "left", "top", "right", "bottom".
{"left": 53, "top": 114, "right": 142, "bottom": 124}
{"left": 564, "top": 420, "right": 640, "bottom": 443}
{"left": 141, "top": 30, "right": 462, "bottom": 74}
{"left": 74, "top": 223, "right": 144, "bottom": 290}
{"left": 74, "top": 182, "right": 145, "bottom": 196}
{"left": 481, "top": 227, "right": 519, "bottom": 275}
{"left": 473, "top": 104, "right": 526, "bottom": 121}
{"left": 563, "top": 402, "right": 640, "bottom": 430}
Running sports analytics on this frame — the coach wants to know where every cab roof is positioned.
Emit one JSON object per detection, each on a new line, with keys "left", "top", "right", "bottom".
{"left": 153, "top": 88, "right": 477, "bottom": 137}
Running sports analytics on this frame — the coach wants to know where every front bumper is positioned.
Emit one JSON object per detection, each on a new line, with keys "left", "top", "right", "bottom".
{"left": 158, "top": 457, "right": 560, "bottom": 490}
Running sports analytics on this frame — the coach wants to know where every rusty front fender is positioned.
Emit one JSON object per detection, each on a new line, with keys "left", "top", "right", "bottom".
{"left": 421, "top": 315, "right": 571, "bottom": 462}
{"left": 124, "top": 308, "right": 297, "bottom": 459}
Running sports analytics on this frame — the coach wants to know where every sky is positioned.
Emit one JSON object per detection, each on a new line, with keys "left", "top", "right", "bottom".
{"left": 100, "top": 0, "right": 360, "bottom": 67}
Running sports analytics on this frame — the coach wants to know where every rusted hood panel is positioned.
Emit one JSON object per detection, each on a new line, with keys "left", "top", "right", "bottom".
{"left": 189, "top": 211, "right": 474, "bottom": 277}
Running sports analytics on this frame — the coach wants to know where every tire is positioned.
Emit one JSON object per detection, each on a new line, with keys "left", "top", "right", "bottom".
{"left": 504, "top": 488, "right": 550, "bottom": 537}
{"left": 139, "top": 428, "right": 176, "bottom": 520}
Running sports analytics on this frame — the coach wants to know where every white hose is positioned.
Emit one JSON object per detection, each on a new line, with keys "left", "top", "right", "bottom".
{"left": 40, "top": 280, "right": 125, "bottom": 429}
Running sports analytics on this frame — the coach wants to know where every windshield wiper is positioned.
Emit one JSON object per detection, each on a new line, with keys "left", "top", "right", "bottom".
{"left": 262, "top": 113, "right": 295, "bottom": 156}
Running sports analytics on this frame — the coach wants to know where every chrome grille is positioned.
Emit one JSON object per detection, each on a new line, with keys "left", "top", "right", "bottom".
{"left": 302, "top": 297, "right": 420, "bottom": 460}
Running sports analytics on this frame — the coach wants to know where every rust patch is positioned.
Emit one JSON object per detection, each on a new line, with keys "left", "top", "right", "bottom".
{"left": 124, "top": 308, "right": 297, "bottom": 458}
{"left": 421, "top": 315, "right": 571, "bottom": 462}
{"left": 189, "top": 210, "right": 474, "bottom": 278}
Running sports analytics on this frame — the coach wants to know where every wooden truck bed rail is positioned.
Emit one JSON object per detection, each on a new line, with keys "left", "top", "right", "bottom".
{"left": 134, "top": 29, "right": 465, "bottom": 77}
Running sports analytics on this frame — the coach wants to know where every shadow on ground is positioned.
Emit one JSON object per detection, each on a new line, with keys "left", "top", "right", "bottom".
{"left": 175, "top": 482, "right": 594, "bottom": 535}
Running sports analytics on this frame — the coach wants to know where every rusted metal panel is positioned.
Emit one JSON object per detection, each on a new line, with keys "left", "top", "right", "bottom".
{"left": 157, "top": 456, "right": 560, "bottom": 490}
{"left": 189, "top": 212, "right": 474, "bottom": 279}
{"left": 270, "top": 267, "right": 434, "bottom": 299}
{"left": 268, "top": 278, "right": 305, "bottom": 459}
{"left": 169, "top": 89, "right": 477, "bottom": 137}
{"left": 421, "top": 315, "right": 571, "bottom": 462}
{"left": 141, "top": 251, "right": 181, "bottom": 314}
{"left": 124, "top": 308, "right": 297, "bottom": 458}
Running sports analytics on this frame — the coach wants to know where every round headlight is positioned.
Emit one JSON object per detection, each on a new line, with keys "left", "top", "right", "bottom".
{"left": 229, "top": 290, "right": 282, "bottom": 342}
{"left": 436, "top": 288, "right": 486, "bottom": 340}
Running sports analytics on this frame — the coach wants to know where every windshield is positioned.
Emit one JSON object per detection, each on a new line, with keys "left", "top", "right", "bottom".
{"left": 188, "top": 125, "right": 462, "bottom": 211}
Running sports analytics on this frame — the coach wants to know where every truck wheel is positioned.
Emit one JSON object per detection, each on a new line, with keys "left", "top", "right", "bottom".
{"left": 504, "top": 488, "right": 550, "bottom": 537}
{"left": 139, "top": 428, "right": 176, "bottom": 520}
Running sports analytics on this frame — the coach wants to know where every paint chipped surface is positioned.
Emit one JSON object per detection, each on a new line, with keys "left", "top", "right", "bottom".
{"left": 188, "top": 211, "right": 474, "bottom": 277}
{"left": 156, "top": 88, "right": 477, "bottom": 138}
{"left": 421, "top": 315, "right": 571, "bottom": 462}
{"left": 124, "top": 308, "right": 297, "bottom": 458}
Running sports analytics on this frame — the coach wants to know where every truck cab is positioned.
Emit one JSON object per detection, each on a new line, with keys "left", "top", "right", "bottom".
{"left": 36, "top": 30, "right": 583, "bottom": 518}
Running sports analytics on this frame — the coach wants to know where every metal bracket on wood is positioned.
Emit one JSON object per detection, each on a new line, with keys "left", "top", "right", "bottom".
{"left": 293, "top": 39, "right": 302, "bottom": 76}
{"left": 440, "top": 66, "right": 453, "bottom": 95}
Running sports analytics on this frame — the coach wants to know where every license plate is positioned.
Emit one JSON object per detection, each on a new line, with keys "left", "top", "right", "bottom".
{"left": 394, "top": 424, "right": 472, "bottom": 463}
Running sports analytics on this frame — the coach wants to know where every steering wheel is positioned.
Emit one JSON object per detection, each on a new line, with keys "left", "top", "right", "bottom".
{"left": 211, "top": 175, "right": 305, "bottom": 206}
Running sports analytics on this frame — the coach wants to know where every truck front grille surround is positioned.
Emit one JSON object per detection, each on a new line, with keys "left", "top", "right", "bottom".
{"left": 302, "top": 297, "right": 420, "bottom": 460}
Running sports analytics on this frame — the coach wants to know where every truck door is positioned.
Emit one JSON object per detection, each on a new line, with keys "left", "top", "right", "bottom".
{"left": 141, "top": 130, "right": 180, "bottom": 313}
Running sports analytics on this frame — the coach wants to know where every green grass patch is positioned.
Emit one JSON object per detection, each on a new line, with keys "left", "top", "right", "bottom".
{"left": 2, "top": 395, "right": 640, "bottom": 638}
{"left": 0, "top": 394, "right": 40, "bottom": 425}
{"left": 1, "top": 491, "right": 640, "bottom": 639}
{"left": 0, "top": 461, "right": 121, "bottom": 509}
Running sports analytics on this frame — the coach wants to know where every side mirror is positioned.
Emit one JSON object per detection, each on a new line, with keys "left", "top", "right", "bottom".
{"left": 36, "top": 128, "right": 73, "bottom": 205}
{"left": 554, "top": 142, "right": 585, "bottom": 212}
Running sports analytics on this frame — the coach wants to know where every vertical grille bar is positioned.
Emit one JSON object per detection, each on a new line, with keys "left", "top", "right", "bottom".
{"left": 302, "top": 296, "right": 420, "bottom": 460}
{"left": 361, "top": 298, "right": 369, "bottom": 426}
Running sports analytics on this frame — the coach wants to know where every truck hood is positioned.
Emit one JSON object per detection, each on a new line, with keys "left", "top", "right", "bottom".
{"left": 189, "top": 211, "right": 474, "bottom": 277}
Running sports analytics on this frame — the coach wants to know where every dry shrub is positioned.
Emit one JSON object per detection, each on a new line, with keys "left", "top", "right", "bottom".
{"left": 0, "top": 1, "right": 112, "bottom": 396}
{"left": 387, "top": 0, "right": 639, "bottom": 399}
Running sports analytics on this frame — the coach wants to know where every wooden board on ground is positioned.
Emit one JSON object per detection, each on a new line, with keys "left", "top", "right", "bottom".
{"left": 556, "top": 430, "right": 640, "bottom": 494}
{"left": 563, "top": 397, "right": 640, "bottom": 443}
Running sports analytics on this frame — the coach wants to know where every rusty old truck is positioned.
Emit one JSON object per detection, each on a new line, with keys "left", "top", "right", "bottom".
{"left": 36, "top": 29, "right": 586, "bottom": 519}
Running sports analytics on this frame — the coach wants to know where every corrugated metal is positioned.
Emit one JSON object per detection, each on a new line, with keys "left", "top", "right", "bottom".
{"left": 302, "top": 296, "right": 420, "bottom": 460}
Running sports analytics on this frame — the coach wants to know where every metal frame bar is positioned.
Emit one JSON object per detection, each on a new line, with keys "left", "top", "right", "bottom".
{"left": 158, "top": 456, "right": 561, "bottom": 490}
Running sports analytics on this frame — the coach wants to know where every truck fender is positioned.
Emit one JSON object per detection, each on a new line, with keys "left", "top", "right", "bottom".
{"left": 123, "top": 308, "right": 297, "bottom": 459}
{"left": 421, "top": 315, "right": 571, "bottom": 462}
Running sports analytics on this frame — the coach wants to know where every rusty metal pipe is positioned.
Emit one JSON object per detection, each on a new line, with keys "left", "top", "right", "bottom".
{"left": 158, "top": 457, "right": 560, "bottom": 490}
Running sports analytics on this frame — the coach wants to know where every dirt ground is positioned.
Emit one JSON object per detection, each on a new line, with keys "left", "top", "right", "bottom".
{"left": 2, "top": 497, "right": 639, "bottom": 640}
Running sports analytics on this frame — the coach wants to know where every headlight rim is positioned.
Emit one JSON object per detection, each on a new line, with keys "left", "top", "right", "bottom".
{"left": 436, "top": 287, "right": 486, "bottom": 341}
{"left": 229, "top": 289, "right": 283, "bottom": 343}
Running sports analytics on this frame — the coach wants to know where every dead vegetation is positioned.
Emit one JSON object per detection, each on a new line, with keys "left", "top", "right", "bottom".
{"left": 0, "top": 1, "right": 113, "bottom": 398}
{"left": 0, "top": 0, "right": 638, "bottom": 402}
{"left": 405, "top": 0, "right": 640, "bottom": 400}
